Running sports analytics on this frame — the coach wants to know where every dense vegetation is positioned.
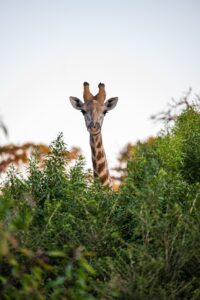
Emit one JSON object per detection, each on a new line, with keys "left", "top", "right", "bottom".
{"left": 0, "top": 103, "right": 200, "bottom": 299}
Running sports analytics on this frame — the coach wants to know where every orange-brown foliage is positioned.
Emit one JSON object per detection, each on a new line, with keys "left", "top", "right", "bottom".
{"left": 0, "top": 143, "right": 81, "bottom": 173}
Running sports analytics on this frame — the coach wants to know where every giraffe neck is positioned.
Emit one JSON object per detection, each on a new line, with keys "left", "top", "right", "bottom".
{"left": 90, "top": 133, "right": 111, "bottom": 187}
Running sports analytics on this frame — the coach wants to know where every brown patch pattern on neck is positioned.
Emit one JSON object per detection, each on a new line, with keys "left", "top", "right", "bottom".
{"left": 90, "top": 133, "right": 111, "bottom": 187}
{"left": 97, "top": 151, "right": 103, "bottom": 161}
{"left": 98, "top": 161, "right": 106, "bottom": 174}
{"left": 100, "top": 172, "right": 109, "bottom": 185}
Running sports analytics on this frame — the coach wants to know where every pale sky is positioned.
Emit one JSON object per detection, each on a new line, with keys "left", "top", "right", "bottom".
{"left": 0, "top": 0, "right": 200, "bottom": 170}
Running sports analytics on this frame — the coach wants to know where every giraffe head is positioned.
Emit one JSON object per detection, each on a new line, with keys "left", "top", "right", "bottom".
{"left": 69, "top": 82, "right": 118, "bottom": 135}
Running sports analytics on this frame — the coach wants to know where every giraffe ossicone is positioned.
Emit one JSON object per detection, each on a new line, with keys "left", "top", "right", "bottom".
{"left": 69, "top": 82, "right": 118, "bottom": 187}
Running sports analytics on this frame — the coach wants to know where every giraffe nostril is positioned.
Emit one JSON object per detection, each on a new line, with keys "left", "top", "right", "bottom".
{"left": 93, "top": 123, "right": 100, "bottom": 129}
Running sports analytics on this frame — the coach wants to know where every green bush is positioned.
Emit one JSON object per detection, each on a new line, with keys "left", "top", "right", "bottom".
{"left": 0, "top": 106, "right": 200, "bottom": 299}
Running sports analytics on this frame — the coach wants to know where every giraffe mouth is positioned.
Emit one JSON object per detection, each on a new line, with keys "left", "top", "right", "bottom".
{"left": 88, "top": 122, "right": 101, "bottom": 135}
{"left": 88, "top": 128, "right": 101, "bottom": 135}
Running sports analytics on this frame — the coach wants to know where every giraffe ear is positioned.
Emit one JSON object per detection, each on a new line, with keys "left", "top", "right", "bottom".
{"left": 69, "top": 96, "right": 84, "bottom": 110}
{"left": 104, "top": 97, "right": 118, "bottom": 111}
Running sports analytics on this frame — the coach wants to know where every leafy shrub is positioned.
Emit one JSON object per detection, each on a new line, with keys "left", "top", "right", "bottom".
{"left": 0, "top": 106, "right": 200, "bottom": 299}
{"left": 117, "top": 106, "right": 200, "bottom": 299}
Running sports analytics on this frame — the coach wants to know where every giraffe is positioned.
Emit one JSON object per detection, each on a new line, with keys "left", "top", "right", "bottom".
{"left": 69, "top": 82, "right": 118, "bottom": 187}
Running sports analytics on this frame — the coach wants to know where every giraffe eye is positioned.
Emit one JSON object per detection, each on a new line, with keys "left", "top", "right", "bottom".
{"left": 81, "top": 110, "right": 86, "bottom": 115}
{"left": 103, "top": 110, "right": 108, "bottom": 115}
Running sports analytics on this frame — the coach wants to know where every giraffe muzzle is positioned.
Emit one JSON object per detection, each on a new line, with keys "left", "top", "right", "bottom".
{"left": 90, "top": 122, "right": 100, "bottom": 129}
{"left": 88, "top": 122, "right": 101, "bottom": 134}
